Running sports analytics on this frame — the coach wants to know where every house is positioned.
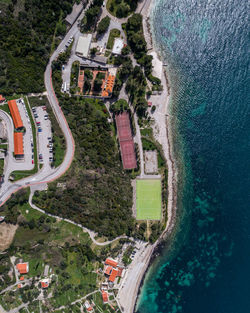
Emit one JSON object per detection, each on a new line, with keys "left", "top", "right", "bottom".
{"left": 108, "top": 268, "right": 118, "bottom": 282}
{"left": 40, "top": 279, "right": 49, "bottom": 289}
{"left": 112, "top": 38, "right": 124, "bottom": 55}
{"left": 102, "top": 290, "right": 109, "bottom": 303}
{"left": 16, "top": 262, "right": 29, "bottom": 274}
{"left": 105, "top": 258, "right": 118, "bottom": 268}
{"left": 20, "top": 276, "right": 24, "bottom": 281}
{"left": 0, "top": 95, "right": 5, "bottom": 103}
{"left": 148, "top": 101, "right": 152, "bottom": 107}
{"left": 8, "top": 100, "right": 23, "bottom": 129}
{"left": 0, "top": 216, "right": 5, "bottom": 223}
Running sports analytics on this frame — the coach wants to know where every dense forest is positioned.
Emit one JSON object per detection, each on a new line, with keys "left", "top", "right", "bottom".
{"left": 0, "top": 0, "right": 77, "bottom": 94}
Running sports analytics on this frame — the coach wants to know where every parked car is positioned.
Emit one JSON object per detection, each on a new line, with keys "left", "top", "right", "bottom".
{"left": 32, "top": 160, "right": 34, "bottom": 164}
{"left": 38, "top": 128, "right": 42, "bottom": 132}
{"left": 36, "top": 121, "right": 40, "bottom": 125}
{"left": 39, "top": 153, "right": 43, "bottom": 159}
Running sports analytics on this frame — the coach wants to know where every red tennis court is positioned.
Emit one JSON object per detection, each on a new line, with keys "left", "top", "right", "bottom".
{"left": 115, "top": 112, "right": 132, "bottom": 141}
{"left": 115, "top": 112, "right": 137, "bottom": 170}
{"left": 120, "top": 141, "right": 137, "bottom": 169}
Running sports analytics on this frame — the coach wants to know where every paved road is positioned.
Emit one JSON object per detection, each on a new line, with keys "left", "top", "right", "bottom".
{"left": 0, "top": 2, "right": 96, "bottom": 205}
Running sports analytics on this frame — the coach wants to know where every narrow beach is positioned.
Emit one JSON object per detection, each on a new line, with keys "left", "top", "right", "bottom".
{"left": 117, "top": 0, "right": 178, "bottom": 312}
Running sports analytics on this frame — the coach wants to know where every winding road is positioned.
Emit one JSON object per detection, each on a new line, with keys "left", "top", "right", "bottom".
{"left": 0, "top": 2, "right": 96, "bottom": 206}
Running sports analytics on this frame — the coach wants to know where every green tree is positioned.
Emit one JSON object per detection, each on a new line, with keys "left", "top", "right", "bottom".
{"left": 97, "top": 16, "right": 110, "bottom": 35}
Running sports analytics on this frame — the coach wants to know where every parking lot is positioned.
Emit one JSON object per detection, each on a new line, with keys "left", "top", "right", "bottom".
{"left": 16, "top": 98, "right": 34, "bottom": 169}
{"left": 32, "top": 106, "right": 53, "bottom": 171}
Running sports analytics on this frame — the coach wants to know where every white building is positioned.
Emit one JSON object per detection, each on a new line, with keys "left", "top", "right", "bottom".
{"left": 76, "top": 34, "right": 92, "bottom": 57}
{"left": 112, "top": 38, "right": 124, "bottom": 55}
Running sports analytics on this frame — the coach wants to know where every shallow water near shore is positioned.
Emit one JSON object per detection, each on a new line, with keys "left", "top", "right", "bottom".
{"left": 136, "top": 0, "right": 250, "bottom": 312}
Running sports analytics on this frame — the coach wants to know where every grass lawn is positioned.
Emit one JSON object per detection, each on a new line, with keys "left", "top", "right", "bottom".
{"left": 0, "top": 158, "right": 4, "bottom": 176}
{"left": 136, "top": 179, "right": 162, "bottom": 220}
{"left": 106, "top": 28, "right": 121, "bottom": 50}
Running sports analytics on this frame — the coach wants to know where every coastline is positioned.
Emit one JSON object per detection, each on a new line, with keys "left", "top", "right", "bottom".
{"left": 117, "top": 1, "right": 178, "bottom": 312}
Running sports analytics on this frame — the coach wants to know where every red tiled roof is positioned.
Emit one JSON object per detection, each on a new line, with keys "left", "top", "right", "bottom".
{"left": 0, "top": 95, "right": 5, "bottom": 102}
{"left": 14, "top": 132, "right": 24, "bottom": 156}
{"left": 8, "top": 100, "right": 23, "bottom": 129}
{"left": 102, "top": 290, "right": 108, "bottom": 303}
{"left": 105, "top": 258, "right": 118, "bottom": 268}
{"left": 16, "top": 263, "right": 28, "bottom": 274}
{"left": 20, "top": 276, "right": 24, "bottom": 281}
{"left": 109, "top": 268, "right": 118, "bottom": 282}
{"left": 41, "top": 281, "right": 49, "bottom": 288}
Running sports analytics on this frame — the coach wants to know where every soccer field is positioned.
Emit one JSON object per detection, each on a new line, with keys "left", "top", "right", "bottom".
{"left": 136, "top": 179, "right": 162, "bottom": 220}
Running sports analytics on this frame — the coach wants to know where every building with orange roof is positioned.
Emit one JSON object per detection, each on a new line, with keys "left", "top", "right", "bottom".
{"left": 105, "top": 258, "right": 118, "bottom": 268}
{"left": 16, "top": 262, "right": 29, "bottom": 274}
{"left": 104, "top": 266, "right": 113, "bottom": 276}
{"left": 17, "top": 284, "right": 22, "bottom": 289}
{"left": 102, "top": 290, "right": 108, "bottom": 303}
{"left": 14, "top": 132, "right": 24, "bottom": 158}
{"left": 8, "top": 100, "right": 23, "bottom": 129}
{"left": 40, "top": 279, "right": 49, "bottom": 289}
{"left": 0, "top": 95, "right": 5, "bottom": 103}
{"left": 109, "top": 268, "right": 118, "bottom": 282}
{"left": 20, "top": 276, "right": 24, "bottom": 281}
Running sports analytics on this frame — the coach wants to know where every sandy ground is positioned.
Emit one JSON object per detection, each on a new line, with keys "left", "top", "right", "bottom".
{"left": 0, "top": 222, "right": 18, "bottom": 251}
{"left": 117, "top": 0, "right": 178, "bottom": 312}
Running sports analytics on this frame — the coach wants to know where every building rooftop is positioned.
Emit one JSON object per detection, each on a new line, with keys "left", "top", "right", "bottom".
{"left": 102, "top": 290, "right": 108, "bottom": 303}
{"left": 8, "top": 100, "right": 23, "bottom": 129}
{"left": 65, "top": 2, "right": 83, "bottom": 25}
{"left": 76, "top": 34, "right": 92, "bottom": 58}
{"left": 41, "top": 279, "right": 49, "bottom": 289}
{"left": 16, "top": 262, "right": 29, "bottom": 274}
{"left": 109, "top": 268, "right": 118, "bottom": 282}
{"left": 105, "top": 258, "right": 118, "bottom": 268}
{"left": 105, "top": 266, "right": 113, "bottom": 275}
{"left": 14, "top": 132, "right": 24, "bottom": 156}
{"left": 112, "top": 38, "right": 124, "bottom": 55}
{"left": 0, "top": 94, "right": 5, "bottom": 102}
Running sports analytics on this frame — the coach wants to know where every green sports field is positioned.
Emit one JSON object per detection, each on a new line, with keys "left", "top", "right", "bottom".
{"left": 136, "top": 179, "right": 162, "bottom": 220}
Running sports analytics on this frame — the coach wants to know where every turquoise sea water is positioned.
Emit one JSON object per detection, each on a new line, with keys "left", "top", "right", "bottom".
{"left": 136, "top": 0, "right": 249, "bottom": 312}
